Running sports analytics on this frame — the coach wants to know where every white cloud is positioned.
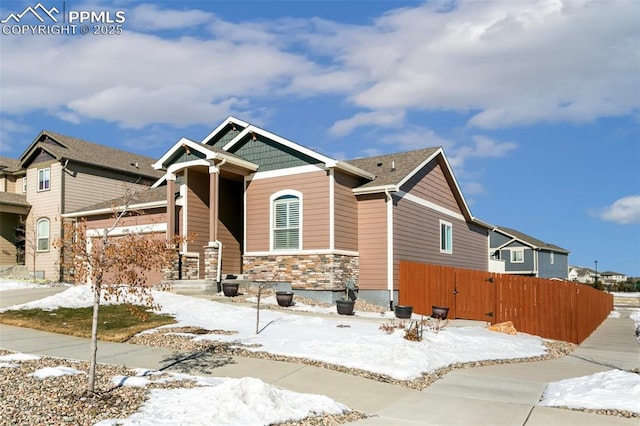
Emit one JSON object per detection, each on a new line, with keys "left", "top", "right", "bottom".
{"left": 128, "top": 4, "right": 214, "bottom": 31}
{"left": 329, "top": 111, "right": 404, "bottom": 137}
{"left": 380, "top": 125, "right": 454, "bottom": 151}
{"left": 599, "top": 196, "right": 640, "bottom": 224}
{"left": 314, "top": 0, "right": 639, "bottom": 129}
{"left": 448, "top": 135, "right": 517, "bottom": 169}
{"left": 0, "top": 1, "right": 637, "bottom": 132}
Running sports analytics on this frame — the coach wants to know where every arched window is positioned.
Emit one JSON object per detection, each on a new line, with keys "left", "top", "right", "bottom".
{"left": 272, "top": 192, "right": 301, "bottom": 250}
{"left": 36, "top": 218, "right": 50, "bottom": 252}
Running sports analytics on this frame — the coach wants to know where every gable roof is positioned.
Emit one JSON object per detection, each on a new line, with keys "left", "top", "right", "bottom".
{"left": 494, "top": 226, "right": 569, "bottom": 253}
{"left": 19, "top": 131, "right": 163, "bottom": 179}
{"left": 0, "top": 156, "right": 23, "bottom": 174}
{"left": 346, "top": 147, "right": 440, "bottom": 189}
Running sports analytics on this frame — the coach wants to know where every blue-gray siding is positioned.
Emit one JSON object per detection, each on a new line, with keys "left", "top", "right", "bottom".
{"left": 538, "top": 250, "right": 568, "bottom": 279}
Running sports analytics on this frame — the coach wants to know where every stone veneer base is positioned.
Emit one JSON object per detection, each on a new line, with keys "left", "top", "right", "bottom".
{"left": 242, "top": 253, "right": 359, "bottom": 291}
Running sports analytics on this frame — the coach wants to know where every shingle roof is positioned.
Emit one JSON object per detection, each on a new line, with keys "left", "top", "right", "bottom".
{"left": 346, "top": 147, "right": 440, "bottom": 189}
{"left": 497, "top": 226, "right": 569, "bottom": 253}
{"left": 21, "top": 131, "right": 164, "bottom": 179}
{"left": 0, "top": 192, "right": 30, "bottom": 208}
{"left": 68, "top": 186, "right": 167, "bottom": 214}
{"left": 0, "top": 156, "right": 23, "bottom": 173}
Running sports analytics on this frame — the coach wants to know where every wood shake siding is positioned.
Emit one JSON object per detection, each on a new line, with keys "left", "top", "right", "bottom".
{"left": 357, "top": 194, "right": 387, "bottom": 290}
{"left": 393, "top": 194, "right": 488, "bottom": 279}
{"left": 333, "top": 172, "right": 359, "bottom": 252}
{"left": 0, "top": 215, "right": 20, "bottom": 264}
{"left": 64, "top": 163, "right": 153, "bottom": 213}
{"left": 400, "top": 158, "right": 462, "bottom": 214}
{"left": 84, "top": 210, "right": 167, "bottom": 230}
{"left": 245, "top": 170, "right": 329, "bottom": 252}
{"left": 25, "top": 163, "right": 62, "bottom": 280}
{"left": 185, "top": 170, "right": 210, "bottom": 277}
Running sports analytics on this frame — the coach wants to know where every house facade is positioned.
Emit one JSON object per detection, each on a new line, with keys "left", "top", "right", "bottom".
{"left": 489, "top": 226, "right": 569, "bottom": 279}
{"left": 1, "top": 131, "right": 163, "bottom": 280}
{"left": 0, "top": 157, "right": 28, "bottom": 267}
{"left": 73, "top": 117, "right": 491, "bottom": 307}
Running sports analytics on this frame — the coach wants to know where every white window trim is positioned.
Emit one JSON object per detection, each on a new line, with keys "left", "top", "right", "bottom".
{"left": 439, "top": 219, "right": 453, "bottom": 254}
{"left": 510, "top": 248, "right": 525, "bottom": 263}
{"left": 550, "top": 252, "right": 555, "bottom": 264}
{"left": 22, "top": 176, "right": 27, "bottom": 193}
{"left": 36, "top": 217, "right": 50, "bottom": 252}
{"left": 37, "top": 167, "right": 50, "bottom": 192}
{"left": 269, "top": 189, "right": 303, "bottom": 251}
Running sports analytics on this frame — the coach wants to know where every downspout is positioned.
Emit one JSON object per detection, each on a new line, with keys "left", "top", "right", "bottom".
{"left": 214, "top": 158, "right": 226, "bottom": 292}
{"left": 384, "top": 188, "right": 394, "bottom": 311}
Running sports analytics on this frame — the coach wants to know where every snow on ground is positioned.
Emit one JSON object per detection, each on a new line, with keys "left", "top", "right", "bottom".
{"left": 0, "top": 280, "right": 46, "bottom": 291}
{"left": 1, "top": 282, "right": 546, "bottom": 380}
{"left": 611, "top": 292, "right": 640, "bottom": 298}
{"left": 95, "top": 371, "right": 348, "bottom": 426}
{"left": 539, "top": 369, "right": 640, "bottom": 414}
{"left": 2, "top": 279, "right": 639, "bottom": 419}
{"left": 28, "top": 366, "right": 85, "bottom": 379}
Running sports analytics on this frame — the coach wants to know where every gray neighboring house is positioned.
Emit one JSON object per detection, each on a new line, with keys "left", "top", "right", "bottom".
{"left": 489, "top": 226, "right": 569, "bottom": 279}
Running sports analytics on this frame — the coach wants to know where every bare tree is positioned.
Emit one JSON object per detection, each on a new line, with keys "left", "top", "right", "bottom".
{"left": 55, "top": 190, "right": 187, "bottom": 394}
{"left": 255, "top": 274, "right": 284, "bottom": 334}
{"left": 16, "top": 214, "right": 41, "bottom": 282}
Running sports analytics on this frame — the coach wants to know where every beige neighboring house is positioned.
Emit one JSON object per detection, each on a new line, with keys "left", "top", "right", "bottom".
{"left": 71, "top": 116, "right": 493, "bottom": 307}
{"left": 0, "top": 157, "right": 28, "bottom": 268}
{"left": 0, "top": 131, "right": 163, "bottom": 280}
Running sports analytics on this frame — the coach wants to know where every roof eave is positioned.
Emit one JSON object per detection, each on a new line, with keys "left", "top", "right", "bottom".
{"left": 352, "top": 184, "right": 398, "bottom": 195}
{"left": 62, "top": 200, "right": 167, "bottom": 218}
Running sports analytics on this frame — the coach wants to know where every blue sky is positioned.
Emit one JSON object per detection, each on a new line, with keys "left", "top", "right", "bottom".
{"left": 1, "top": 0, "right": 638, "bottom": 276}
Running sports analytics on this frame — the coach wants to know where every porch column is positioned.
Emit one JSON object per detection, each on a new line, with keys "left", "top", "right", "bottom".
{"left": 209, "top": 165, "right": 219, "bottom": 244}
{"left": 166, "top": 174, "right": 176, "bottom": 239}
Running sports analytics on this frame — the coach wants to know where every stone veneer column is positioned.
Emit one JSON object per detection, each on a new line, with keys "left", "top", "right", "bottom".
{"left": 204, "top": 245, "right": 220, "bottom": 281}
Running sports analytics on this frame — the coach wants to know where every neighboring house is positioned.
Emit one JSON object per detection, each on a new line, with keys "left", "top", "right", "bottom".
{"left": 600, "top": 271, "right": 627, "bottom": 284}
{"left": 1, "top": 131, "right": 164, "bottom": 280}
{"left": 70, "top": 116, "right": 492, "bottom": 307}
{"left": 568, "top": 266, "right": 595, "bottom": 284}
{"left": 489, "top": 226, "right": 569, "bottom": 279}
{"left": 0, "top": 157, "right": 28, "bottom": 266}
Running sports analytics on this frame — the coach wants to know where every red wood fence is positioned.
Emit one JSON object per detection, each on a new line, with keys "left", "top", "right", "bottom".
{"left": 399, "top": 261, "right": 613, "bottom": 344}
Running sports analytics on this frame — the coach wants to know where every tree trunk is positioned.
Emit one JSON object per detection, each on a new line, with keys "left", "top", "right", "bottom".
{"left": 87, "top": 283, "right": 100, "bottom": 393}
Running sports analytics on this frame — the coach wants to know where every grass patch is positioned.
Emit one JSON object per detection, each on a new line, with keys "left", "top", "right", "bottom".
{"left": 0, "top": 304, "right": 176, "bottom": 342}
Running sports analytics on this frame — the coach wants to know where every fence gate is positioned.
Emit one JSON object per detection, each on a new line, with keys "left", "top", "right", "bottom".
{"left": 453, "top": 268, "right": 495, "bottom": 322}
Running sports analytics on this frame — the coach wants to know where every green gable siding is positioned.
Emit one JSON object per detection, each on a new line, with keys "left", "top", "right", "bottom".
{"left": 165, "top": 148, "right": 206, "bottom": 167}
{"left": 205, "top": 125, "right": 245, "bottom": 148}
{"left": 229, "top": 136, "right": 322, "bottom": 172}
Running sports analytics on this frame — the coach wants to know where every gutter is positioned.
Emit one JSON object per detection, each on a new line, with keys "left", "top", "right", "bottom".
{"left": 384, "top": 188, "right": 394, "bottom": 311}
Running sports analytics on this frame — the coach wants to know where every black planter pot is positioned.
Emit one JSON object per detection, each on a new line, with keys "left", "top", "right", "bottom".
{"left": 431, "top": 305, "right": 449, "bottom": 320}
{"left": 394, "top": 305, "right": 413, "bottom": 319}
{"left": 222, "top": 282, "right": 239, "bottom": 297}
{"left": 275, "top": 291, "right": 294, "bottom": 307}
{"left": 336, "top": 299, "right": 355, "bottom": 315}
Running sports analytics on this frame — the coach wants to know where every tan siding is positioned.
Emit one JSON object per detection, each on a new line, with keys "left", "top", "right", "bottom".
{"left": 64, "top": 163, "right": 153, "bottom": 213}
{"left": 393, "top": 194, "right": 488, "bottom": 286}
{"left": 357, "top": 194, "right": 388, "bottom": 290}
{"left": 334, "top": 172, "right": 359, "bottom": 251}
{"left": 400, "top": 158, "right": 462, "bottom": 215}
{"left": 25, "top": 163, "right": 62, "bottom": 281}
{"left": 245, "top": 170, "right": 329, "bottom": 252}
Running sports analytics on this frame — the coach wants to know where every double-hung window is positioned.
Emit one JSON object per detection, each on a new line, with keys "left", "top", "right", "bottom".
{"left": 36, "top": 218, "right": 50, "bottom": 252}
{"left": 510, "top": 249, "right": 524, "bottom": 263}
{"left": 273, "top": 194, "right": 300, "bottom": 250}
{"left": 38, "top": 168, "right": 50, "bottom": 191}
{"left": 440, "top": 220, "right": 453, "bottom": 254}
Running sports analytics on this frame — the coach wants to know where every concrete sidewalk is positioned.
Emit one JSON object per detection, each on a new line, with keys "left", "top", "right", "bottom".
{"left": 1, "top": 287, "right": 638, "bottom": 425}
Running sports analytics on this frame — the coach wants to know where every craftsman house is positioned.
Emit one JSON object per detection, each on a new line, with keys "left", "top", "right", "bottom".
{"left": 70, "top": 117, "right": 492, "bottom": 307}
{"left": 0, "top": 131, "right": 163, "bottom": 280}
